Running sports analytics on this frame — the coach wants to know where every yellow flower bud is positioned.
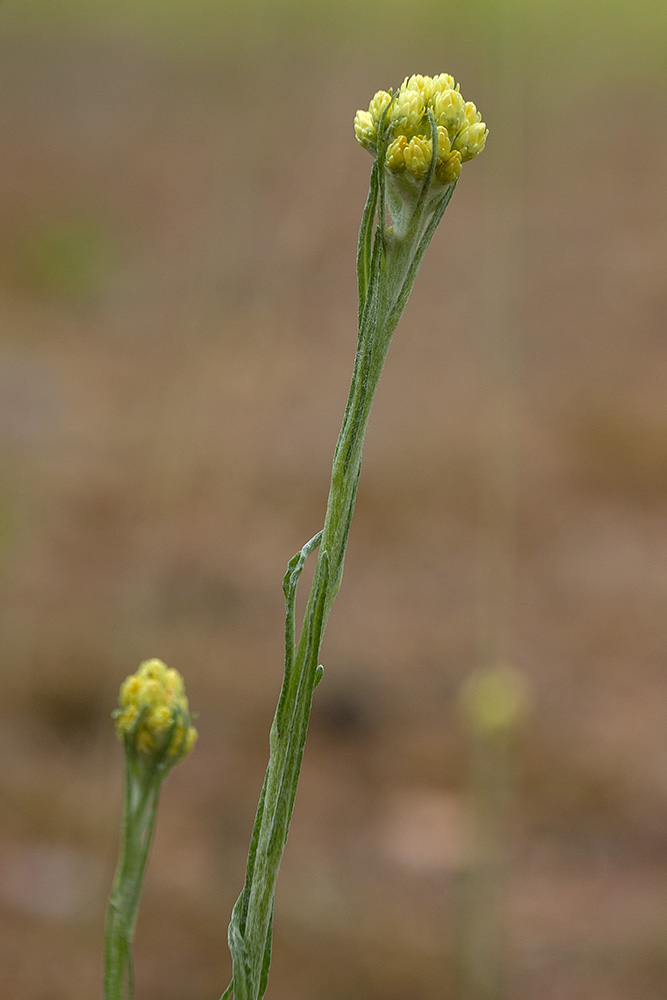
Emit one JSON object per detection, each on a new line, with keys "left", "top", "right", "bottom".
{"left": 464, "top": 101, "right": 482, "bottom": 126}
{"left": 149, "top": 705, "right": 172, "bottom": 732}
{"left": 354, "top": 91, "right": 393, "bottom": 150}
{"left": 435, "top": 125, "right": 451, "bottom": 159}
{"left": 435, "top": 149, "right": 462, "bottom": 185}
{"left": 165, "top": 667, "right": 184, "bottom": 696}
{"left": 386, "top": 135, "right": 408, "bottom": 173}
{"left": 115, "top": 658, "right": 197, "bottom": 761}
{"left": 403, "top": 74, "right": 434, "bottom": 102}
{"left": 120, "top": 674, "right": 142, "bottom": 702}
{"left": 390, "top": 88, "right": 425, "bottom": 133}
{"left": 453, "top": 122, "right": 488, "bottom": 161}
{"left": 404, "top": 135, "right": 432, "bottom": 180}
{"left": 369, "top": 90, "right": 392, "bottom": 120}
{"left": 430, "top": 73, "right": 458, "bottom": 96}
{"left": 431, "top": 88, "right": 466, "bottom": 136}
{"left": 354, "top": 110, "right": 376, "bottom": 150}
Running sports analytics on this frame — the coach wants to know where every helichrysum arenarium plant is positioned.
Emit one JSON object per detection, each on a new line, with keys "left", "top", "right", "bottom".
{"left": 104, "top": 659, "right": 197, "bottom": 1000}
{"left": 103, "top": 72, "right": 487, "bottom": 1000}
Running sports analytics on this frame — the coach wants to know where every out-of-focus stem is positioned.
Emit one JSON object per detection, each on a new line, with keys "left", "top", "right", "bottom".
{"left": 457, "top": 667, "right": 527, "bottom": 1000}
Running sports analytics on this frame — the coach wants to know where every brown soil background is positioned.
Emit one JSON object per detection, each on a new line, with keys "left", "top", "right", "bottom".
{"left": 1, "top": 12, "right": 667, "bottom": 1000}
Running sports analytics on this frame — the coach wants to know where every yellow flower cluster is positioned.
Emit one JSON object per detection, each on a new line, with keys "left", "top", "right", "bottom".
{"left": 115, "top": 658, "right": 197, "bottom": 759}
{"left": 354, "top": 73, "right": 487, "bottom": 185}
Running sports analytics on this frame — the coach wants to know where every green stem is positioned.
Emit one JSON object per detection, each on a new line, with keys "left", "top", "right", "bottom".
{"left": 103, "top": 755, "right": 163, "bottom": 1000}
{"left": 224, "top": 139, "right": 458, "bottom": 1000}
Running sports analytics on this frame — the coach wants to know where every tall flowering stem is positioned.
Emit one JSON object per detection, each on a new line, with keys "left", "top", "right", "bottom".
{"left": 224, "top": 74, "right": 487, "bottom": 1000}
{"left": 104, "top": 659, "right": 197, "bottom": 1000}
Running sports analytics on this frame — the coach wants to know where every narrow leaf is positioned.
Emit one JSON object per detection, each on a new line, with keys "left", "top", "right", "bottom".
{"left": 356, "top": 162, "right": 379, "bottom": 327}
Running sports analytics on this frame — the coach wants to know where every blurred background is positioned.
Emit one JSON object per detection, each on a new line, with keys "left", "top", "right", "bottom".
{"left": 1, "top": 1, "right": 666, "bottom": 998}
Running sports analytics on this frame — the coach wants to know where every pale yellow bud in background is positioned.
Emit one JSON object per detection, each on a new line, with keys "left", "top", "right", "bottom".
{"left": 460, "top": 665, "right": 530, "bottom": 737}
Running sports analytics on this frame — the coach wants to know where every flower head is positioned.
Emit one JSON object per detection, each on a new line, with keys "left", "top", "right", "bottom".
{"left": 115, "top": 658, "right": 197, "bottom": 762}
{"left": 354, "top": 73, "right": 487, "bottom": 184}
{"left": 354, "top": 90, "right": 392, "bottom": 150}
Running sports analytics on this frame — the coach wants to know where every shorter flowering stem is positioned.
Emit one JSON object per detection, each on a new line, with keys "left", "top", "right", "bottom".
{"left": 103, "top": 660, "right": 197, "bottom": 1000}
{"left": 104, "top": 757, "right": 162, "bottom": 1000}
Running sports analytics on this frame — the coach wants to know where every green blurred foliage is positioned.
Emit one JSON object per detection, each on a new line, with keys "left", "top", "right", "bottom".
{"left": 3, "top": 0, "right": 666, "bottom": 77}
{"left": 11, "top": 215, "right": 114, "bottom": 302}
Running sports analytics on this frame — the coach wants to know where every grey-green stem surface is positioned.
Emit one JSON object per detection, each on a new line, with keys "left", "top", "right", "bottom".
{"left": 224, "top": 106, "right": 457, "bottom": 1000}
{"left": 104, "top": 755, "right": 164, "bottom": 1000}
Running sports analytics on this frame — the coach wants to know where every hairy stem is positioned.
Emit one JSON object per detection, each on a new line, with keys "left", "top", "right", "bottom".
{"left": 225, "top": 141, "right": 456, "bottom": 1000}
{"left": 104, "top": 758, "right": 162, "bottom": 1000}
